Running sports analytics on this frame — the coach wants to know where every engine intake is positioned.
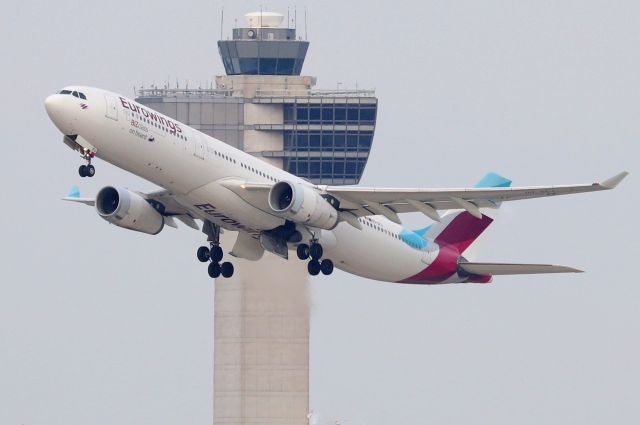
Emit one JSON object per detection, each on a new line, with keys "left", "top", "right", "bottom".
{"left": 268, "top": 181, "right": 338, "bottom": 230}
{"left": 96, "top": 186, "right": 164, "bottom": 235}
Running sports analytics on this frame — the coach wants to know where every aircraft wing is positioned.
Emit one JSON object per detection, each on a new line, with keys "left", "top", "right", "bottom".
{"left": 322, "top": 171, "right": 628, "bottom": 223}
{"left": 62, "top": 188, "right": 200, "bottom": 230}
{"left": 62, "top": 196, "right": 95, "bottom": 206}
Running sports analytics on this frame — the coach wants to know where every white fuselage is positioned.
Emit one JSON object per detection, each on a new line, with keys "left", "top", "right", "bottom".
{"left": 46, "top": 86, "right": 455, "bottom": 284}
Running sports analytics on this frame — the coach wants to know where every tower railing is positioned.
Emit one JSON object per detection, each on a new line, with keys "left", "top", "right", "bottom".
{"left": 255, "top": 88, "right": 375, "bottom": 97}
{"left": 137, "top": 87, "right": 375, "bottom": 98}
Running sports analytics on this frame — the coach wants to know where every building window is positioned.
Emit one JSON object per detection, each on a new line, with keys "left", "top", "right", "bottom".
{"left": 360, "top": 106, "right": 376, "bottom": 122}
{"left": 284, "top": 131, "right": 374, "bottom": 153}
{"left": 239, "top": 58, "right": 259, "bottom": 74}
{"left": 259, "top": 58, "right": 277, "bottom": 74}
{"left": 283, "top": 102, "right": 378, "bottom": 125}
{"left": 285, "top": 157, "right": 368, "bottom": 182}
{"left": 334, "top": 106, "right": 346, "bottom": 123}
{"left": 277, "top": 59, "right": 295, "bottom": 75}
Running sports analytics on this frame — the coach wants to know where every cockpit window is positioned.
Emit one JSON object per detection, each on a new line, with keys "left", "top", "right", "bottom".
{"left": 58, "top": 89, "right": 87, "bottom": 99}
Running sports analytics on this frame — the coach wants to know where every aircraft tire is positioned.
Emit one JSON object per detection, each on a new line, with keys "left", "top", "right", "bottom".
{"left": 320, "top": 259, "right": 334, "bottom": 275}
{"left": 208, "top": 262, "right": 221, "bottom": 278}
{"left": 210, "top": 245, "right": 224, "bottom": 263}
{"left": 309, "top": 243, "right": 323, "bottom": 260}
{"left": 86, "top": 164, "right": 95, "bottom": 177}
{"left": 297, "top": 244, "right": 310, "bottom": 260}
{"left": 220, "top": 262, "right": 234, "bottom": 278}
{"left": 308, "top": 260, "right": 321, "bottom": 276}
{"left": 197, "top": 246, "right": 210, "bottom": 262}
{"left": 78, "top": 165, "right": 87, "bottom": 177}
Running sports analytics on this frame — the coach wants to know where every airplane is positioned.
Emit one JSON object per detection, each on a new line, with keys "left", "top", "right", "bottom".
{"left": 45, "top": 86, "right": 627, "bottom": 283}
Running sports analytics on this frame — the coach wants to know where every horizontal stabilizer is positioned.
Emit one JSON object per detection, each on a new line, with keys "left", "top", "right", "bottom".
{"left": 459, "top": 261, "right": 583, "bottom": 275}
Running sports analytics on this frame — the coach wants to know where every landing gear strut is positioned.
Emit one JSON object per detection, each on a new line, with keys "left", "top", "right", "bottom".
{"left": 298, "top": 240, "right": 333, "bottom": 277}
{"left": 78, "top": 149, "right": 96, "bottom": 178}
{"left": 198, "top": 221, "right": 234, "bottom": 279}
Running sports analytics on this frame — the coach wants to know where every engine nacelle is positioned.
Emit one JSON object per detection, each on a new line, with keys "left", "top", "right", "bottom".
{"left": 95, "top": 186, "right": 164, "bottom": 235}
{"left": 268, "top": 181, "right": 339, "bottom": 230}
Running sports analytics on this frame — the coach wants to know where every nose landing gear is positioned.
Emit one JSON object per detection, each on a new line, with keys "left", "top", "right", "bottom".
{"left": 199, "top": 221, "right": 234, "bottom": 279}
{"left": 297, "top": 241, "right": 334, "bottom": 277}
{"left": 78, "top": 149, "right": 96, "bottom": 178}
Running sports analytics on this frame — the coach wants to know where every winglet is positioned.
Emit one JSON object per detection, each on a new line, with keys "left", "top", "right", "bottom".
{"left": 600, "top": 171, "right": 629, "bottom": 189}
{"left": 68, "top": 185, "right": 81, "bottom": 198}
{"left": 474, "top": 172, "right": 512, "bottom": 188}
{"left": 62, "top": 185, "right": 95, "bottom": 206}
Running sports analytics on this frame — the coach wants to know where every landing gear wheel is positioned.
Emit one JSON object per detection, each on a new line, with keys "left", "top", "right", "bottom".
{"left": 309, "top": 243, "right": 323, "bottom": 260}
{"left": 320, "top": 259, "right": 334, "bottom": 275}
{"left": 208, "top": 262, "right": 221, "bottom": 278}
{"left": 86, "top": 164, "right": 95, "bottom": 177}
{"left": 197, "top": 246, "right": 210, "bottom": 262}
{"left": 220, "top": 262, "right": 234, "bottom": 278}
{"left": 78, "top": 165, "right": 87, "bottom": 177}
{"left": 308, "top": 260, "right": 321, "bottom": 276}
{"left": 209, "top": 245, "right": 223, "bottom": 263}
{"left": 297, "top": 244, "right": 310, "bottom": 260}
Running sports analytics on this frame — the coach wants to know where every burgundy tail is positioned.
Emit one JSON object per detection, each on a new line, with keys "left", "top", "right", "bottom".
{"left": 433, "top": 212, "right": 494, "bottom": 254}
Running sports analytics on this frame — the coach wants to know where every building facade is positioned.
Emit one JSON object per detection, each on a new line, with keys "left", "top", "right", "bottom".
{"left": 137, "top": 13, "right": 377, "bottom": 185}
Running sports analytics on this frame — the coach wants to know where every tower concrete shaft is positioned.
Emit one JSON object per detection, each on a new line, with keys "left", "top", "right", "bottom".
{"left": 214, "top": 233, "right": 310, "bottom": 424}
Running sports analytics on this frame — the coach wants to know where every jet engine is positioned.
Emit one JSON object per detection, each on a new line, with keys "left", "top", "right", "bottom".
{"left": 95, "top": 186, "right": 164, "bottom": 235}
{"left": 268, "top": 181, "right": 339, "bottom": 230}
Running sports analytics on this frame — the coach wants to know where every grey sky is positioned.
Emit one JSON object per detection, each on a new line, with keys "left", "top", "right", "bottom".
{"left": 1, "top": 1, "right": 638, "bottom": 424}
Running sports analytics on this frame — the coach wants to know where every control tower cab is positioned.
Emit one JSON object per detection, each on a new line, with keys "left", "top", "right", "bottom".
{"left": 218, "top": 12, "right": 309, "bottom": 76}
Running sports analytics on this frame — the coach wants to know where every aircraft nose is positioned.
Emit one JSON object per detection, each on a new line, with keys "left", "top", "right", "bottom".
{"left": 44, "top": 94, "right": 59, "bottom": 116}
{"left": 44, "top": 94, "right": 75, "bottom": 134}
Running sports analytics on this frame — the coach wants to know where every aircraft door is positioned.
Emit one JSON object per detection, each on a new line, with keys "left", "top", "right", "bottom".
{"left": 105, "top": 95, "right": 118, "bottom": 121}
{"left": 194, "top": 134, "right": 205, "bottom": 159}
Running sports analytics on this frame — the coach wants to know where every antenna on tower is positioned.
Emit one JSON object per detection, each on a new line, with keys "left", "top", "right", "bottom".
{"left": 287, "top": 7, "right": 290, "bottom": 29}
{"left": 304, "top": 7, "right": 308, "bottom": 40}
{"left": 220, "top": 7, "right": 224, "bottom": 40}
{"left": 294, "top": 7, "right": 297, "bottom": 31}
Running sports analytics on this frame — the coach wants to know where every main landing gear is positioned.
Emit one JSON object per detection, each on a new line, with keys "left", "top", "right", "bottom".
{"left": 198, "top": 221, "right": 234, "bottom": 279}
{"left": 297, "top": 241, "right": 333, "bottom": 277}
{"left": 78, "top": 149, "right": 96, "bottom": 178}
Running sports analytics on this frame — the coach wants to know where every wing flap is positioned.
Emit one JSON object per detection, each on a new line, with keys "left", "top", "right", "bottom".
{"left": 230, "top": 231, "right": 265, "bottom": 261}
{"left": 459, "top": 261, "right": 583, "bottom": 275}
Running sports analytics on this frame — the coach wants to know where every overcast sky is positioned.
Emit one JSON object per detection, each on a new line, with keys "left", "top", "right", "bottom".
{"left": 1, "top": 1, "right": 638, "bottom": 424}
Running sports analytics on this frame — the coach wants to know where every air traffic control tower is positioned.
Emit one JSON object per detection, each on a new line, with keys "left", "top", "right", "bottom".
{"left": 137, "top": 11, "right": 378, "bottom": 425}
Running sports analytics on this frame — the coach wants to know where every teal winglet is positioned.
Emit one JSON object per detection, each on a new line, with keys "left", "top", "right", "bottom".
{"left": 68, "top": 185, "right": 80, "bottom": 198}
